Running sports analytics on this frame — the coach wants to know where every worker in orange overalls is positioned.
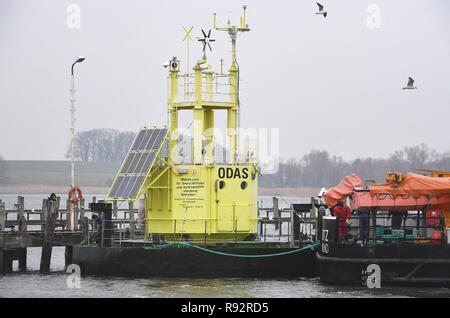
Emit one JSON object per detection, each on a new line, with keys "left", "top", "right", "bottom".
{"left": 333, "top": 201, "right": 352, "bottom": 240}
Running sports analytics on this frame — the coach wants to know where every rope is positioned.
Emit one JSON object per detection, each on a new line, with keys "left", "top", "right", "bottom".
{"left": 152, "top": 240, "right": 319, "bottom": 258}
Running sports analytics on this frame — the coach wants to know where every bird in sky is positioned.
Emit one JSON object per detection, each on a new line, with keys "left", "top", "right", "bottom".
{"left": 316, "top": 2, "right": 327, "bottom": 18}
{"left": 402, "top": 77, "right": 417, "bottom": 90}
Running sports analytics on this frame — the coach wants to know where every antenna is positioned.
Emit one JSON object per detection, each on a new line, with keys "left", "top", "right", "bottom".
{"left": 213, "top": 6, "right": 251, "bottom": 161}
{"left": 182, "top": 26, "right": 194, "bottom": 73}
{"left": 183, "top": 26, "right": 194, "bottom": 98}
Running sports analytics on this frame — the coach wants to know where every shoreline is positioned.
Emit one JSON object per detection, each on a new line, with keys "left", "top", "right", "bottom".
{"left": 0, "top": 185, "right": 109, "bottom": 195}
{"left": 0, "top": 184, "right": 321, "bottom": 197}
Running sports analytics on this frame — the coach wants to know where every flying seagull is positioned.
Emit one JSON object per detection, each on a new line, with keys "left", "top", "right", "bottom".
{"left": 402, "top": 77, "right": 417, "bottom": 90}
{"left": 316, "top": 2, "right": 327, "bottom": 18}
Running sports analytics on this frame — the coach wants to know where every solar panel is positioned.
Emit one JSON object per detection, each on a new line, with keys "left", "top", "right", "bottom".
{"left": 106, "top": 128, "right": 168, "bottom": 200}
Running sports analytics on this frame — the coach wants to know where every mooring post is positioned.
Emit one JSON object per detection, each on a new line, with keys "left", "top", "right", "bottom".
{"left": 66, "top": 199, "right": 73, "bottom": 231}
{"left": 40, "top": 199, "right": 57, "bottom": 274}
{"left": 17, "top": 196, "right": 27, "bottom": 232}
{"left": 128, "top": 201, "right": 135, "bottom": 239}
{"left": 17, "top": 196, "right": 24, "bottom": 221}
{"left": 79, "top": 197, "right": 85, "bottom": 221}
{"left": 317, "top": 205, "right": 326, "bottom": 243}
{"left": 273, "top": 197, "right": 279, "bottom": 230}
{"left": 0, "top": 200, "right": 5, "bottom": 274}
{"left": 41, "top": 199, "right": 47, "bottom": 231}
{"left": 18, "top": 197, "right": 27, "bottom": 271}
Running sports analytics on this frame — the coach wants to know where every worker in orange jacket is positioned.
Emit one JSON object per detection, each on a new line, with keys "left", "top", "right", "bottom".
{"left": 333, "top": 201, "right": 352, "bottom": 239}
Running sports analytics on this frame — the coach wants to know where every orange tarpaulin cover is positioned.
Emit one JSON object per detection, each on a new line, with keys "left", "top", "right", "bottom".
{"left": 324, "top": 174, "right": 364, "bottom": 208}
{"left": 369, "top": 172, "right": 450, "bottom": 199}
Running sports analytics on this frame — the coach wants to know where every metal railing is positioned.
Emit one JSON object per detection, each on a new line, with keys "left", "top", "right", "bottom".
{"left": 326, "top": 213, "right": 446, "bottom": 245}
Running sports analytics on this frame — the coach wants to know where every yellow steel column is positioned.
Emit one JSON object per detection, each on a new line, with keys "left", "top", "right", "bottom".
{"left": 193, "top": 58, "right": 206, "bottom": 164}
{"left": 169, "top": 68, "right": 179, "bottom": 164}
{"left": 228, "top": 64, "right": 238, "bottom": 164}
{"left": 204, "top": 68, "right": 214, "bottom": 162}
{"left": 167, "top": 67, "right": 179, "bottom": 215}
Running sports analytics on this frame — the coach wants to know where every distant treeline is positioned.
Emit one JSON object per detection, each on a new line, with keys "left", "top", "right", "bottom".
{"left": 259, "top": 144, "right": 450, "bottom": 188}
{"left": 64, "top": 130, "right": 450, "bottom": 189}
{"left": 66, "top": 128, "right": 134, "bottom": 163}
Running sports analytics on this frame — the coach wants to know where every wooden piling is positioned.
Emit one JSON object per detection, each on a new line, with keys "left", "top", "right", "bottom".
{"left": 65, "top": 246, "right": 73, "bottom": 268}
{"left": 41, "top": 199, "right": 47, "bottom": 230}
{"left": 17, "top": 196, "right": 24, "bottom": 221}
{"left": 16, "top": 198, "right": 28, "bottom": 268}
{"left": 40, "top": 199, "right": 57, "bottom": 274}
{"left": 18, "top": 248, "right": 27, "bottom": 271}
{"left": 273, "top": 197, "right": 279, "bottom": 230}
{"left": 79, "top": 197, "right": 85, "bottom": 221}
{"left": 66, "top": 199, "right": 73, "bottom": 231}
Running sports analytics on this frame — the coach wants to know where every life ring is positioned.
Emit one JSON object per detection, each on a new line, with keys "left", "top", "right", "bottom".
{"left": 69, "top": 186, "right": 82, "bottom": 203}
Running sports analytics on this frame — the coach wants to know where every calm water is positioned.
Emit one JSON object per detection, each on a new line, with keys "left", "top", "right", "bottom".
{"left": 1, "top": 194, "right": 450, "bottom": 298}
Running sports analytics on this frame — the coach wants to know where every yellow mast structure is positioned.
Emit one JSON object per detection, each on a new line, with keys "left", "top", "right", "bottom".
{"left": 141, "top": 6, "right": 258, "bottom": 241}
{"left": 105, "top": 7, "right": 257, "bottom": 242}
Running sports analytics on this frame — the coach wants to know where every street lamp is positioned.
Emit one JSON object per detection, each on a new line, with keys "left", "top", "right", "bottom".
{"left": 69, "top": 56, "right": 85, "bottom": 189}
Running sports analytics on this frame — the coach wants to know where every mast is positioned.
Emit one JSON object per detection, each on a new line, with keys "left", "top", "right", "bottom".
{"left": 213, "top": 6, "right": 250, "bottom": 163}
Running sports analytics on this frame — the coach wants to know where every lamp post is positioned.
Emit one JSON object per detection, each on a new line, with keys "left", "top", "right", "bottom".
{"left": 68, "top": 56, "right": 85, "bottom": 231}
{"left": 70, "top": 56, "right": 85, "bottom": 188}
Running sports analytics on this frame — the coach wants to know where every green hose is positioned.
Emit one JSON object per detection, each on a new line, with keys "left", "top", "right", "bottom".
{"left": 152, "top": 241, "right": 319, "bottom": 258}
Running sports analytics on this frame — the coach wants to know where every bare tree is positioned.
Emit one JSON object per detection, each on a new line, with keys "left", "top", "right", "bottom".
{"left": 66, "top": 129, "right": 135, "bottom": 163}
{"left": 259, "top": 144, "right": 450, "bottom": 188}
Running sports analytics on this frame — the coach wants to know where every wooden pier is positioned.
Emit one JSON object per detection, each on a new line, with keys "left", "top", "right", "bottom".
{"left": 0, "top": 195, "right": 319, "bottom": 275}
{"left": 0, "top": 195, "right": 140, "bottom": 274}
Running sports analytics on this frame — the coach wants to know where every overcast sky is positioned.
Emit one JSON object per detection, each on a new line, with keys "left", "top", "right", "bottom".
{"left": 1, "top": 0, "right": 449, "bottom": 161}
